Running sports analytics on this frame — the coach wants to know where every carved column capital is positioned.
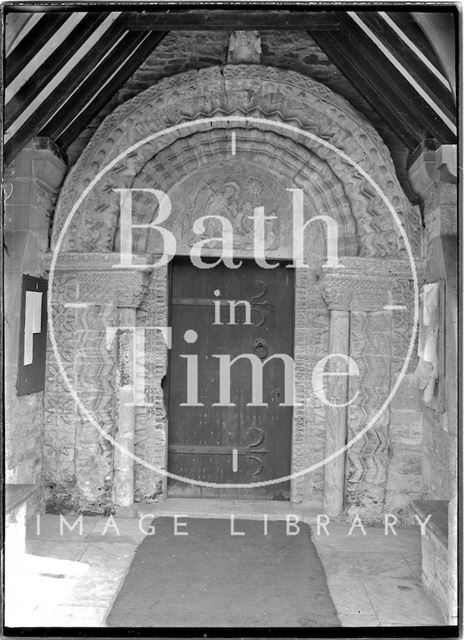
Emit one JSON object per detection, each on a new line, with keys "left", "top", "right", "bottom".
{"left": 319, "top": 258, "right": 420, "bottom": 312}
{"left": 46, "top": 252, "right": 154, "bottom": 308}
{"left": 77, "top": 270, "right": 151, "bottom": 308}
{"left": 320, "top": 272, "right": 391, "bottom": 312}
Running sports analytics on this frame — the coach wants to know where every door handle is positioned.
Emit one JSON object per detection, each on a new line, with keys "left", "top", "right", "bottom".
{"left": 253, "top": 337, "right": 268, "bottom": 359}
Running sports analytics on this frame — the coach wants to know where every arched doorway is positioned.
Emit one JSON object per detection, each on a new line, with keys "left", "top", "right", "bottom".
{"left": 45, "top": 65, "right": 420, "bottom": 517}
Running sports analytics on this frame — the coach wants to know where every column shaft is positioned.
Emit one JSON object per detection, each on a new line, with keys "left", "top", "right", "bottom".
{"left": 113, "top": 307, "right": 136, "bottom": 508}
{"left": 323, "top": 309, "right": 350, "bottom": 517}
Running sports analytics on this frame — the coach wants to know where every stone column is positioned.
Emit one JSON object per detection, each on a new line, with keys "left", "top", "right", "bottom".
{"left": 113, "top": 307, "right": 137, "bottom": 509}
{"left": 320, "top": 272, "right": 354, "bottom": 516}
{"left": 324, "top": 309, "right": 350, "bottom": 516}
{"left": 111, "top": 264, "right": 154, "bottom": 509}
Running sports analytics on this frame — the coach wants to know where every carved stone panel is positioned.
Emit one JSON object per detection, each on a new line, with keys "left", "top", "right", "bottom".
{"left": 345, "top": 310, "right": 393, "bottom": 520}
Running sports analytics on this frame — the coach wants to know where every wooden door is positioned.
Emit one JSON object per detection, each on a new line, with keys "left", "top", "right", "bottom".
{"left": 167, "top": 258, "right": 294, "bottom": 499}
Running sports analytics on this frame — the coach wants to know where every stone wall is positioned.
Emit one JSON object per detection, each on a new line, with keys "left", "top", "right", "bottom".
{"left": 385, "top": 373, "right": 423, "bottom": 516}
{"left": 421, "top": 177, "right": 457, "bottom": 501}
{"left": 385, "top": 278, "right": 423, "bottom": 518}
{"left": 409, "top": 148, "right": 457, "bottom": 502}
{"left": 406, "top": 147, "right": 457, "bottom": 620}
{"left": 422, "top": 524, "right": 448, "bottom": 622}
{"left": 4, "top": 139, "right": 66, "bottom": 514}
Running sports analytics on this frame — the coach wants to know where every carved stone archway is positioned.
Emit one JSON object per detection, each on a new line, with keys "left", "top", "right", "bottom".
{"left": 45, "top": 66, "right": 421, "bottom": 518}
{"left": 52, "top": 65, "right": 421, "bottom": 256}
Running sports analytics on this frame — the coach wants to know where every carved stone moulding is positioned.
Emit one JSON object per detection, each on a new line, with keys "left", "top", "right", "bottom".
{"left": 44, "top": 252, "right": 155, "bottom": 271}
{"left": 320, "top": 257, "right": 424, "bottom": 312}
{"left": 45, "top": 252, "right": 155, "bottom": 308}
{"left": 337, "top": 256, "right": 425, "bottom": 278}
{"left": 51, "top": 65, "right": 418, "bottom": 259}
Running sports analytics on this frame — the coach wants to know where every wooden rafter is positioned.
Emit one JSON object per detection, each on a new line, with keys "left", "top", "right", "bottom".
{"left": 50, "top": 32, "right": 168, "bottom": 149}
{"left": 385, "top": 11, "right": 449, "bottom": 76}
{"left": 3, "top": 8, "right": 457, "bottom": 162}
{"left": 311, "top": 12, "right": 456, "bottom": 150}
{"left": 4, "top": 27, "right": 167, "bottom": 163}
{"left": 5, "top": 12, "right": 69, "bottom": 85}
{"left": 124, "top": 9, "right": 341, "bottom": 31}
{"left": 311, "top": 31, "right": 419, "bottom": 148}
{"left": 5, "top": 13, "right": 111, "bottom": 130}
{"left": 361, "top": 12, "right": 455, "bottom": 115}
{"left": 5, "top": 15, "right": 122, "bottom": 163}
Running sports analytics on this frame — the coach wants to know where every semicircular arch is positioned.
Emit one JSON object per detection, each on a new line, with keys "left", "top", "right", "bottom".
{"left": 52, "top": 65, "right": 420, "bottom": 259}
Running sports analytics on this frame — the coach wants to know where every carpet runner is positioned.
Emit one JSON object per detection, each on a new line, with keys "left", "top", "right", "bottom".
{"left": 106, "top": 517, "right": 340, "bottom": 628}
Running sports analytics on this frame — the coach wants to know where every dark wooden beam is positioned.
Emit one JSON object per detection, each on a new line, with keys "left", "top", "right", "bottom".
{"left": 311, "top": 30, "right": 419, "bottom": 149}
{"left": 345, "top": 15, "right": 456, "bottom": 142}
{"left": 124, "top": 10, "right": 340, "bottom": 31}
{"left": 311, "top": 15, "right": 456, "bottom": 149}
{"left": 4, "top": 19, "right": 141, "bottom": 164}
{"left": 5, "top": 13, "right": 112, "bottom": 130}
{"left": 386, "top": 11, "right": 448, "bottom": 76}
{"left": 5, "top": 13, "right": 69, "bottom": 85}
{"left": 360, "top": 12, "right": 455, "bottom": 120}
{"left": 50, "top": 32, "right": 167, "bottom": 149}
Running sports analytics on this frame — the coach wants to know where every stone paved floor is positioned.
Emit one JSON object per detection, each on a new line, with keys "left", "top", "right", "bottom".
{"left": 4, "top": 501, "right": 445, "bottom": 628}
{"left": 313, "top": 524, "right": 445, "bottom": 627}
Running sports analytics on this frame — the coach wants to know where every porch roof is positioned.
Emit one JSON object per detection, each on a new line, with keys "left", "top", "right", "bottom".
{"left": 4, "top": 6, "right": 457, "bottom": 165}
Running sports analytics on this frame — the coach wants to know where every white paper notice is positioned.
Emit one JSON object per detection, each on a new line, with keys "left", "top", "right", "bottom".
{"left": 24, "top": 291, "right": 42, "bottom": 366}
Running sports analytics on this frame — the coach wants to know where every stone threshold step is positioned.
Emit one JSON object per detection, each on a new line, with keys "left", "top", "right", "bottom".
{"left": 116, "top": 498, "right": 321, "bottom": 523}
